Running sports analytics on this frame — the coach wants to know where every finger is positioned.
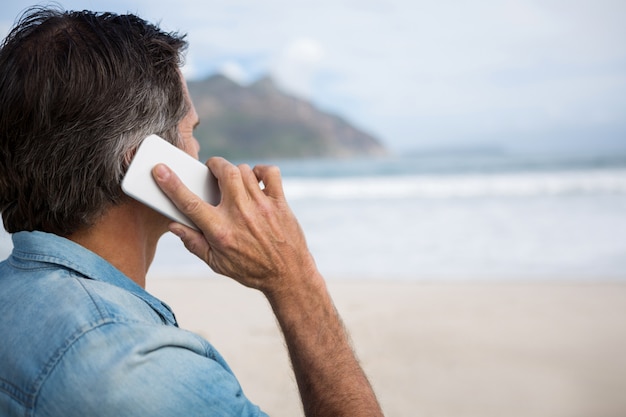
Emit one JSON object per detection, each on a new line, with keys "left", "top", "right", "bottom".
{"left": 169, "top": 223, "right": 212, "bottom": 263}
{"left": 253, "top": 165, "right": 285, "bottom": 199}
{"left": 238, "top": 163, "right": 265, "bottom": 197}
{"left": 207, "top": 157, "right": 246, "bottom": 204}
{"left": 152, "top": 163, "right": 216, "bottom": 229}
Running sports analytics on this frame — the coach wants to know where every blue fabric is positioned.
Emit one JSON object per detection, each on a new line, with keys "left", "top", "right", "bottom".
{"left": 0, "top": 231, "right": 267, "bottom": 416}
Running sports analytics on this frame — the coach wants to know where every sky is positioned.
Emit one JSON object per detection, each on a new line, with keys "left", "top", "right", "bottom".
{"left": 1, "top": 0, "right": 625, "bottom": 154}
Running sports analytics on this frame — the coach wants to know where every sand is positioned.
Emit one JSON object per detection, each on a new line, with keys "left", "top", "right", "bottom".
{"left": 146, "top": 276, "right": 626, "bottom": 417}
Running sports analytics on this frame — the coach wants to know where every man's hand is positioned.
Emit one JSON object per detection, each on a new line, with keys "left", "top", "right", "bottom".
{"left": 153, "top": 158, "right": 384, "bottom": 417}
{"left": 152, "top": 157, "right": 318, "bottom": 295}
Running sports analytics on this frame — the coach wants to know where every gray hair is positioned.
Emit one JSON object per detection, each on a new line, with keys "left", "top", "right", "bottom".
{"left": 0, "top": 7, "right": 188, "bottom": 235}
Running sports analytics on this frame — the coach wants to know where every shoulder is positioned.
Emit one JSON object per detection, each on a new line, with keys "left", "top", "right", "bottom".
{"left": 0, "top": 258, "right": 267, "bottom": 416}
{"left": 0, "top": 269, "right": 265, "bottom": 416}
{"left": 0, "top": 268, "right": 175, "bottom": 411}
{"left": 36, "top": 321, "right": 266, "bottom": 416}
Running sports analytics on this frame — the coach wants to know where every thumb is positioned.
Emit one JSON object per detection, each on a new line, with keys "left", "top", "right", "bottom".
{"left": 168, "top": 223, "right": 213, "bottom": 264}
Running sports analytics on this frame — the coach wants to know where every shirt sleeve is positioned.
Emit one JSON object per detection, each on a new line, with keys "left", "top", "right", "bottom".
{"left": 35, "top": 321, "right": 269, "bottom": 417}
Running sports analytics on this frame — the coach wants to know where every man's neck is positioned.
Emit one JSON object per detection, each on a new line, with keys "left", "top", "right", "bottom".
{"left": 67, "top": 201, "right": 166, "bottom": 288}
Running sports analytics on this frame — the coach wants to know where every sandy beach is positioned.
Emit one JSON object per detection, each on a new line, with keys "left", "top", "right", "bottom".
{"left": 147, "top": 276, "right": 626, "bottom": 417}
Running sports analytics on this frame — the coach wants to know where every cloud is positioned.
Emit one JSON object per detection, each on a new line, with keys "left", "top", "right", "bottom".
{"left": 1, "top": 0, "right": 625, "bottom": 152}
{"left": 217, "top": 61, "right": 247, "bottom": 84}
{"left": 271, "top": 37, "right": 325, "bottom": 98}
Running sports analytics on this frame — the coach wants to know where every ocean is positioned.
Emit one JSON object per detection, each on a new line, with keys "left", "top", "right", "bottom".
{"left": 2, "top": 150, "right": 625, "bottom": 281}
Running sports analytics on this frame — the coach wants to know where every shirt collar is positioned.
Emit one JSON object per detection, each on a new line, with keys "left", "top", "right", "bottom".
{"left": 10, "top": 231, "right": 177, "bottom": 326}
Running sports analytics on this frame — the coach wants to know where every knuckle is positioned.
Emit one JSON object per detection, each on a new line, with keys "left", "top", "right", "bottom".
{"left": 256, "top": 199, "right": 274, "bottom": 216}
{"left": 266, "top": 165, "right": 281, "bottom": 176}
{"left": 183, "top": 237, "right": 199, "bottom": 254}
{"left": 224, "top": 164, "right": 242, "bottom": 181}
{"left": 180, "top": 195, "right": 203, "bottom": 214}
{"left": 212, "top": 226, "right": 235, "bottom": 249}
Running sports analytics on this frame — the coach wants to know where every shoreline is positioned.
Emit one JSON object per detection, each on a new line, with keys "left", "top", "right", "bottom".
{"left": 147, "top": 277, "right": 626, "bottom": 417}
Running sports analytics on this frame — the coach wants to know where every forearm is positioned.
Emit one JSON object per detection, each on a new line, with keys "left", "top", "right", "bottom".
{"left": 265, "top": 271, "right": 384, "bottom": 417}
{"left": 153, "top": 161, "right": 383, "bottom": 416}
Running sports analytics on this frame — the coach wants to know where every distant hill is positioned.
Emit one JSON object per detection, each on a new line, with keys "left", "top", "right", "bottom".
{"left": 187, "top": 74, "right": 387, "bottom": 160}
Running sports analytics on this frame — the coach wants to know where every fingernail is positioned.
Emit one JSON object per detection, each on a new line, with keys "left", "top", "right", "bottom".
{"left": 154, "top": 164, "right": 170, "bottom": 181}
{"left": 169, "top": 225, "right": 185, "bottom": 239}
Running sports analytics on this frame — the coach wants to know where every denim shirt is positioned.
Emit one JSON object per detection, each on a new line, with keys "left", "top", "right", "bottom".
{"left": 0, "top": 231, "right": 268, "bottom": 417}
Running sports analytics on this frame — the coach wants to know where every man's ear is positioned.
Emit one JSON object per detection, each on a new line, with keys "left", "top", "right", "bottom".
{"left": 122, "top": 146, "right": 139, "bottom": 172}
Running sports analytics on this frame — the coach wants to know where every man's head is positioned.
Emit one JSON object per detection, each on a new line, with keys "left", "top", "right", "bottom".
{"left": 0, "top": 7, "right": 189, "bottom": 235}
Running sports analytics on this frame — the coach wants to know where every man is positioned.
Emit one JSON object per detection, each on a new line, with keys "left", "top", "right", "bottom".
{"left": 0, "top": 7, "right": 383, "bottom": 417}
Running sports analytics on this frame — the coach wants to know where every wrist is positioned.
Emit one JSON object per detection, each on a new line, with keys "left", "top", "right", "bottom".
{"left": 263, "top": 263, "right": 328, "bottom": 317}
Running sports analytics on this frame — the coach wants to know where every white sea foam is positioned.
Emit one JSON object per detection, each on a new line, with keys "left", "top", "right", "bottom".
{"left": 283, "top": 169, "right": 626, "bottom": 200}
{"left": 2, "top": 160, "right": 625, "bottom": 281}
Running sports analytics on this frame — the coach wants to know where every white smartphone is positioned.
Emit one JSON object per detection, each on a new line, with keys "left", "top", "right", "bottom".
{"left": 121, "top": 134, "right": 220, "bottom": 230}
